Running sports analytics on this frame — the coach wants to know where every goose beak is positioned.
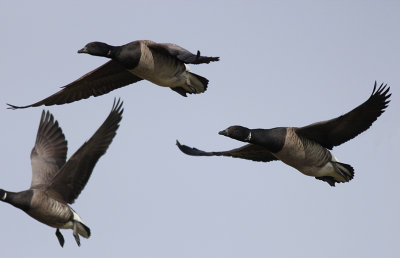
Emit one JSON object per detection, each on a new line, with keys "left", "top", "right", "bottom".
{"left": 218, "top": 130, "right": 227, "bottom": 136}
{"left": 77, "top": 47, "right": 87, "bottom": 54}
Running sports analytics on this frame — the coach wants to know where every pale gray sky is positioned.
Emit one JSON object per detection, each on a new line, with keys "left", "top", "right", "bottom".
{"left": 1, "top": 1, "right": 399, "bottom": 257}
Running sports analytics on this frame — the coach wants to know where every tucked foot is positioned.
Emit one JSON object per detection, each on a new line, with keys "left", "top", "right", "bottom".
{"left": 55, "top": 229, "right": 65, "bottom": 247}
{"left": 73, "top": 223, "right": 81, "bottom": 246}
{"left": 73, "top": 232, "right": 81, "bottom": 247}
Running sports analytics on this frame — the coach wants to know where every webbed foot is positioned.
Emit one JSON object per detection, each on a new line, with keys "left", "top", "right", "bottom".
{"left": 55, "top": 229, "right": 65, "bottom": 247}
{"left": 73, "top": 223, "right": 81, "bottom": 246}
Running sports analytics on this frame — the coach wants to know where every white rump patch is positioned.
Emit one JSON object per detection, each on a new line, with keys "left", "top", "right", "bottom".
{"left": 184, "top": 63, "right": 191, "bottom": 72}
{"left": 1, "top": 192, "right": 6, "bottom": 201}
{"left": 245, "top": 132, "right": 252, "bottom": 141}
{"left": 60, "top": 209, "right": 84, "bottom": 230}
{"left": 72, "top": 210, "right": 84, "bottom": 223}
{"left": 331, "top": 155, "right": 339, "bottom": 162}
{"left": 184, "top": 64, "right": 191, "bottom": 86}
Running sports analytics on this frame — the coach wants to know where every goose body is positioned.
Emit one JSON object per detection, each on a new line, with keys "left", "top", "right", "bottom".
{"left": 8, "top": 40, "right": 219, "bottom": 109}
{"left": 269, "top": 128, "right": 333, "bottom": 174}
{"left": 177, "top": 82, "right": 390, "bottom": 186}
{"left": 0, "top": 99, "right": 123, "bottom": 246}
{"left": 23, "top": 191, "right": 84, "bottom": 230}
{"left": 244, "top": 127, "right": 353, "bottom": 185}
{"left": 125, "top": 41, "right": 189, "bottom": 87}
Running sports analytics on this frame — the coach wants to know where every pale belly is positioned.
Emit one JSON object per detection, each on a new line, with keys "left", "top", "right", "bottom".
{"left": 131, "top": 68, "right": 188, "bottom": 87}
{"left": 130, "top": 47, "right": 188, "bottom": 87}
{"left": 273, "top": 132, "right": 336, "bottom": 178}
{"left": 276, "top": 150, "right": 343, "bottom": 181}
{"left": 130, "top": 64, "right": 189, "bottom": 87}
{"left": 26, "top": 195, "right": 72, "bottom": 228}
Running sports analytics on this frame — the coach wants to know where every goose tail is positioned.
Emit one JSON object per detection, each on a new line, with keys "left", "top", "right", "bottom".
{"left": 76, "top": 222, "right": 91, "bottom": 238}
{"left": 188, "top": 72, "right": 209, "bottom": 94}
{"left": 315, "top": 161, "right": 354, "bottom": 187}
{"left": 332, "top": 161, "right": 354, "bottom": 182}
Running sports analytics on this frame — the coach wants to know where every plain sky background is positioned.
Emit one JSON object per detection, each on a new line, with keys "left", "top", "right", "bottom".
{"left": 1, "top": 1, "right": 399, "bottom": 257}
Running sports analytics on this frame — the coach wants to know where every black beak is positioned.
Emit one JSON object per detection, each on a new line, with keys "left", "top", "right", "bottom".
{"left": 77, "top": 47, "right": 87, "bottom": 54}
{"left": 218, "top": 130, "right": 227, "bottom": 136}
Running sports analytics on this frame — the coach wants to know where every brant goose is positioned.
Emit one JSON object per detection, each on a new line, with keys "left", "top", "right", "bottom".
{"left": 8, "top": 40, "right": 219, "bottom": 109}
{"left": 1, "top": 99, "right": 123, "bottom": 246}
{"left": 177, "top": 82, "right": 391, "bottom": 186}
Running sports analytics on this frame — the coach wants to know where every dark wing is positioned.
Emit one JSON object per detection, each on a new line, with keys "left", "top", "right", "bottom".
{"left": 46, "top": 99, "right": 124, "bottom": 204}
{"left": 296, "top": 82, "right": 391, "bottom": 150}
{"left": 147, "top": 42, "right": 219, "bottom": 64}
{"left": 176, "top": 140, "right": 277, "bottom": 162}
{"left": 30, "top": 111, "right": 68, "bottom": 189}
{"left": 7, "top": 61, "right": 142, "bottom": 109}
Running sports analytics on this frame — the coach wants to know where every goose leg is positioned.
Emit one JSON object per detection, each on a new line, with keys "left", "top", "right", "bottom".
{"left": 55, "top": 229, "right": 65, "bottom": 247}
{"left": 73, "top": 223, "right": 81, "bottom": 246}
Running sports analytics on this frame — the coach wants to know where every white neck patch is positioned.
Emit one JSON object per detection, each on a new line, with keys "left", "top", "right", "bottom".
{"left": 245, "top": 132, "right": 252, "bottom": 141}
{"left": 1, "top": 192, "right": 6, "bottom": 201}
{"left": 107, "top": 50, "right": 112, "bottom": 56}
{"left": 184, "top": 63, "right": 190, "bottom": 72}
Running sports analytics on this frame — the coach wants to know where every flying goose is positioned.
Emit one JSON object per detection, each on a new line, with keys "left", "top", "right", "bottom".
{"left": 177, "top": 82, "right": 391, "bottom": 186}
{"left": 0, "top": 99, "right": 123, "bottom": 246}
{"left": 7, "top": 40, "right": 219, "bottom": 109}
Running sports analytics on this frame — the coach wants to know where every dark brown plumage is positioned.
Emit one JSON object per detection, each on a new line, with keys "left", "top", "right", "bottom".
{"left": 0, "top": 99, "right": 123, "bottom": 246}
{"left": 176, "top": 140, "right": 278, "bottom": 163}
{"left": 7, "top": 40, "right": 219, "bottom": 109}
{"left": 296, "top": 82, "right": 391, "bottom": 150}
{"left": 47, "top": 99, "right": 123, "bottom": 204}
{"left": 177, "top": 82, "right": 391, "bottom": 186}
{"left": 8, "top": 61, "right": 140, "bottom": 110}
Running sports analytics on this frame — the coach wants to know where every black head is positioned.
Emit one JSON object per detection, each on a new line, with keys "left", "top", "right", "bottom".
{"left": 0, "top": 189, "right": 7, "bottom": 201}
{"left": 78, "top": 41, "right": 112, "bottom": 57}
{"left": 219, "top": 126, "right": 251, "bottom": 142}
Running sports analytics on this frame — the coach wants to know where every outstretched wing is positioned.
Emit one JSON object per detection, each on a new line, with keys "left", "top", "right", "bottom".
{"left": 296, "top": 82, "right": 391, "bottom": 150}
{"left": 46, "top": 99, "right": 124, "bottom": 204}
{"left": 30, "top": 111, "right": 68, "bottom": 189}
{"left": 7, "top": 61, "right": 142, "bottom": 109}
{"left": 147, "top": 42, "right": 220, "bottom": 64}
{"left": 176, "top": 140, "right": 277, "bottom": 162}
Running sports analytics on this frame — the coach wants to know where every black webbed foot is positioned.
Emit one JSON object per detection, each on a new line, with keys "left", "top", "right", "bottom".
{"left": 55, "top": 229, "right": 65, "bottom": 247}
{"left": 73, "top": 223, "right": 81, "bottom": 247}
{"left": 73, "top": 232, "right": 81, "bottom": 247}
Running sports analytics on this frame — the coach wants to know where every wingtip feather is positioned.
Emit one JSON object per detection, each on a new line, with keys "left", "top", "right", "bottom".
{"left": 111, "top": 97, "right": 124, "bottom": 116}
{"left": 6, "top": 103, "right": 31, "bottom": 110}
